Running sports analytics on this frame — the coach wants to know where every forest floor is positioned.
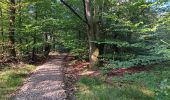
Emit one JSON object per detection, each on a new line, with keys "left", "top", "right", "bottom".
{"left": 1, "top": 54, "right": 170, "bottom": 100}
{"left": 64, "top": 58, "right": 170, "bottom": 100}
{"left": 10, "top": 54, "right": 67, "bottom": 100}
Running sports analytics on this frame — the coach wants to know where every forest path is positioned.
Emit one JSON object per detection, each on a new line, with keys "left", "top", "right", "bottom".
{"left": 11, "top": 55, "right": 67, "bottom": 100}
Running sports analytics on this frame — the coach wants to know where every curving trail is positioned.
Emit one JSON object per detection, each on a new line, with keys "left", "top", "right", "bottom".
{"left": 11, "top": 55, "right": 67, "bottom": 100}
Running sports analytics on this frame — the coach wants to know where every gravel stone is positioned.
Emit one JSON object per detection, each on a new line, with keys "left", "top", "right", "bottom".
{"left": 11, "top": 56, "right": 67, "bottom": 100}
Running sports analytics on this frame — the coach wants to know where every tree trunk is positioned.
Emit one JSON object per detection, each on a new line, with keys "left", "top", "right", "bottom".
{"left": 31, "top": 36, "right": 36, "bottom": 61}
{"left": 0, "top": 8, "right": 4, "bottom": 53}
{"left": 44, "top": 33, "right": 51, "bottom": 57}
{"left": 87, "top": 31, "right": 99, "bottom": 67}
{"left": 60, "top": 0, "right": 101, "bottom": 67}
{"left": 31, "top": 4, "right": 38, "bottom": 62}
{"left": 0, "top": 8, "right": 4, "bottom": 42}
{"left": 18, "top": 0, "right": 23, "bottom": 55}
{"left": 85, "top": 0, "right": 99, "bottom": 67}
{"left": 8, "top": 0, "right": 16, "bottom": 57}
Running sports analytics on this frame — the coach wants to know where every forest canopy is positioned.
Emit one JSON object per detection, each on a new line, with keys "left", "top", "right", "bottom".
{"left": 1, "top": 0, "right": 169, "bottom": 67}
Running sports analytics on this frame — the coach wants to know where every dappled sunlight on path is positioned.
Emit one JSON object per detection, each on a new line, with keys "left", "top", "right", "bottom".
{"left": 10, "top": 56, "right": 67, "bottom": 100}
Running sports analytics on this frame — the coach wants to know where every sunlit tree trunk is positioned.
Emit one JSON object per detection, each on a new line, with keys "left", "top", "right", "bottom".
{"left": 60, "top": 0, "right": 101, "bottom": 67}
{"left": 85, "top": 0, "right": 99, "bottom": 67}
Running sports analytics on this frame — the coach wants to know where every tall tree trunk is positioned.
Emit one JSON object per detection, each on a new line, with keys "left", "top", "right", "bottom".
{"left": 0, "top": 8, "right": 4, "bottom": 42}
{"left": 60, "top": 0, "right": 100, "bottom": 67}
{"left": 0, "top": 8, "right": 4, "bottom": 53}
{"left": 8, "top": 0, "right": 16, "bottom": 57}
{"left": 85, "top": 0, "right": 99, "bottom": 67}
{"left": 52, "top": 37, "right": 56, "bottom": 51}
{"left": 18, "top": 0, "right": 23, "bottom": 55}
{"left": 31, "top": 4, "right": 38, "bottom": 62}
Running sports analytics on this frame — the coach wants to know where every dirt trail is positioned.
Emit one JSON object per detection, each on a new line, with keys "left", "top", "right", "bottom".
{"left": 11, "top": 55, "right": 67, "bottom": 100}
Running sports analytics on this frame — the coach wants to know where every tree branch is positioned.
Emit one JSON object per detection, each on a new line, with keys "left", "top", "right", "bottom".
{"left": 82, "top": 0, "right": 88, "bottom": 24}
{"left": 60, "top": 0, "right": 88, "bottom": 25}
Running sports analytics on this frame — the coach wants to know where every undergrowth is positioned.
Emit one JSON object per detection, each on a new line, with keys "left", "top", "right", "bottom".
{"left": 76, "top": 62, "right": 170, "bottom": 100}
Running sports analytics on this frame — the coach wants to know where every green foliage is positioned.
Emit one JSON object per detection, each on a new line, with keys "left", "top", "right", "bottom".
{"left": 155, "top": 79, "right": 170, "bottom": 100}
{"left": 77, "top": 63, "right": 170, "bottom": 100}
{"left": 0, "top": 0, "right": 169, "bottom": 66}
{"left": 93, "top": 0, "right": 170, "bottom": 69}
{"left": 111, "top": 62, "right": 170, "bottom": 99}
{"left": 79, "top": 76, "right": 103, "bottom": 87}
{"left": 58, "top": 30, "right": 88, "bottom": 59}
{"left": 108, "top": 56, "right": 165, "bottom": 68}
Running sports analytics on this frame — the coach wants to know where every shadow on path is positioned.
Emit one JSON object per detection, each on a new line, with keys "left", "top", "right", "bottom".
{"left": 10, "top": 55, "right": 67, "bottom": 100}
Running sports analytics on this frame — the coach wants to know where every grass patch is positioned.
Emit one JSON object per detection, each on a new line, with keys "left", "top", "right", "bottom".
{"left": 76, "top": 77, "right": 154, "bottom": 100}
{"left": 76, "top": 62, "right": 170, "bottom": 100}
{"left": 0, "top": 65, "right": 35, "bottom": 99}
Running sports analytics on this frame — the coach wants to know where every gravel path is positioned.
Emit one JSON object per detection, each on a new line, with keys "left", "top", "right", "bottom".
{"left": 11, "top": 56, "right": 67, "bottom": 100}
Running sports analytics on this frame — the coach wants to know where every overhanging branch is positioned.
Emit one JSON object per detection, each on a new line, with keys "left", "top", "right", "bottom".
{"left": 60, "top": 0, "right": 88, "bottom": 25}
{"left": 82, "top": 0, "right": 88, "bottom": 24}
